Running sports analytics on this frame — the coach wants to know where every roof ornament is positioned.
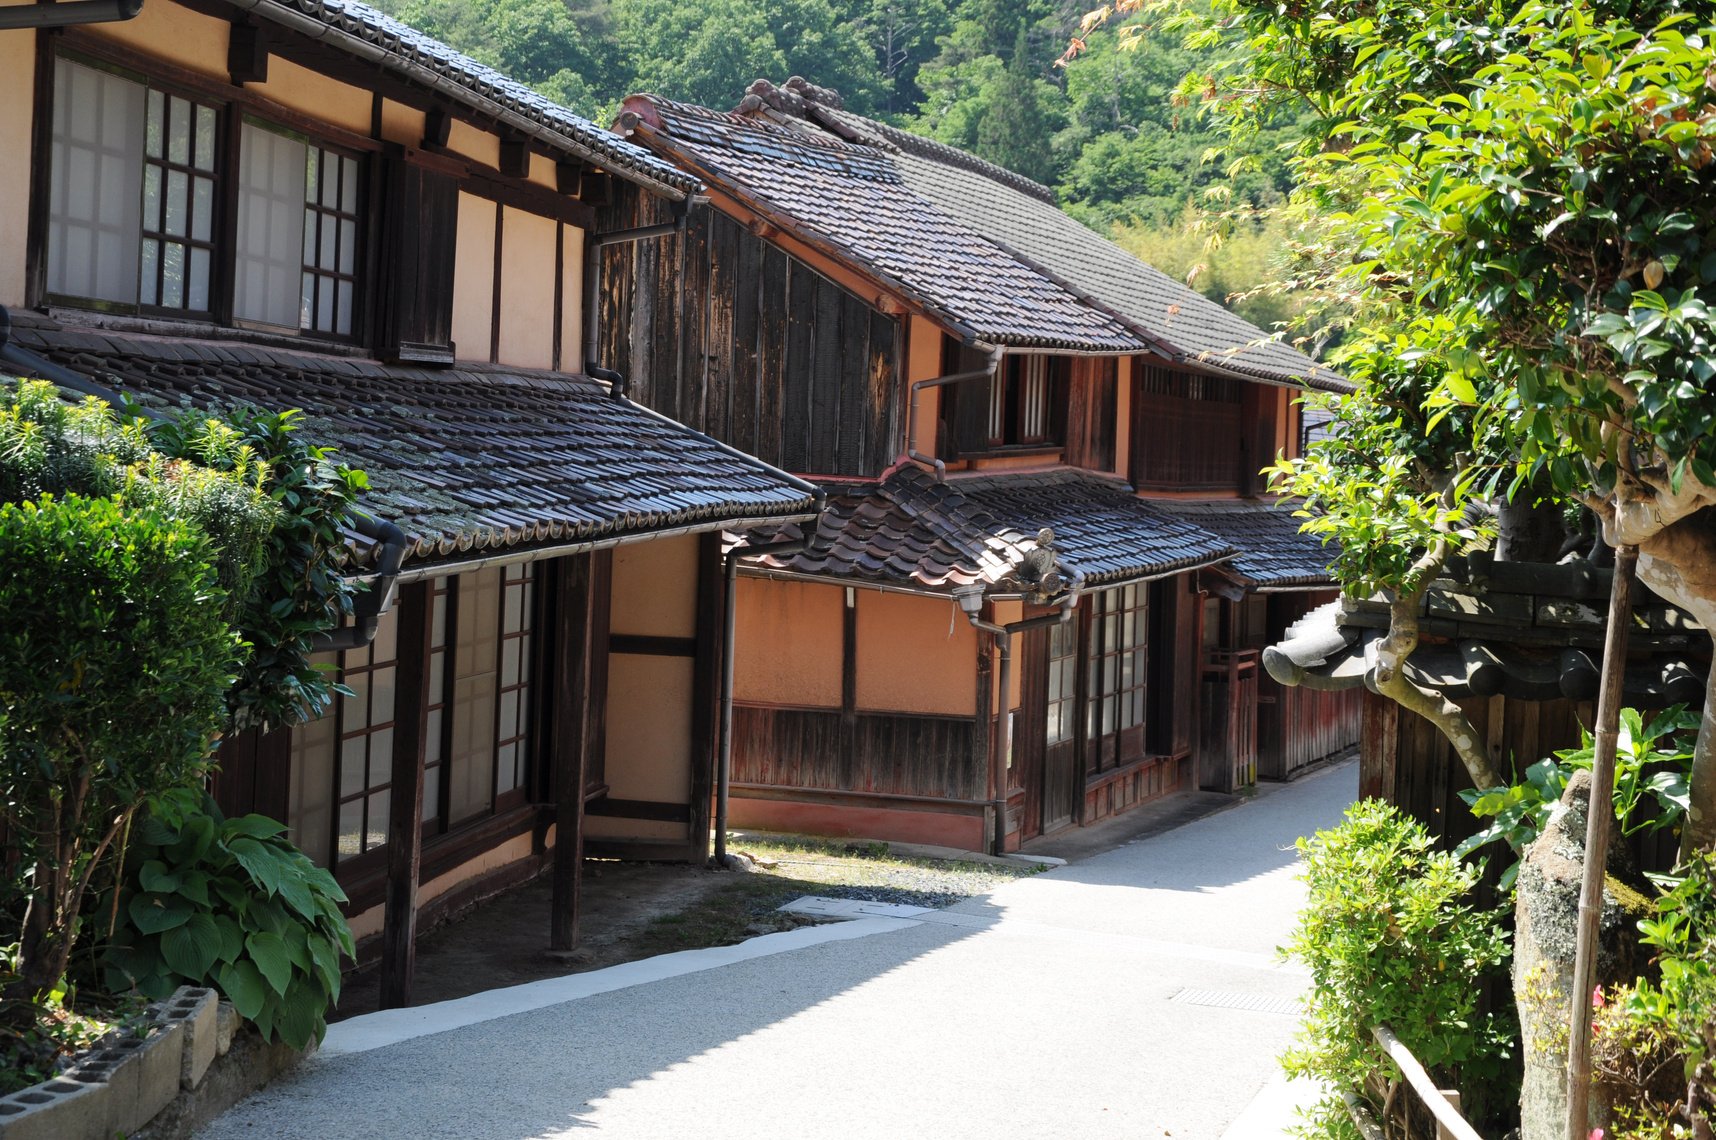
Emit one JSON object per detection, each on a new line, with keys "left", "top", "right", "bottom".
{"left": 737, "top": 77, "right": 845, "bottom": 118}
{"left": 1016, "top": 526, "right": 1066, "bottom": 602}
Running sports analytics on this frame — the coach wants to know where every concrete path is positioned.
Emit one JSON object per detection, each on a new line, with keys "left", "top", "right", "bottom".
{"left": 199, "top": 760, "right": 1356, "bottom": 1140}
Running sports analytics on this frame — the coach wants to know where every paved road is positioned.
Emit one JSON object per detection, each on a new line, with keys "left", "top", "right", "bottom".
{"left": 200, "top": 760, "right": 1356, "bottom": 1140}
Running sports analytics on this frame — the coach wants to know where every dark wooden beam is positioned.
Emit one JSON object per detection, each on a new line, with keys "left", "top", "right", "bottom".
{"left": 579, "top": 168, "right": 611, "bottom": 206}
{"left": 498, "top": 137, "right": 530, "bottom": 179}
{"left": 227, "top": 22, "right": 269, "bottom": 87}
{"left": 556, "top": 159, "right": 586, "bottom": 196}
{"left": 609, "top": 633, "right": 698, "bottom": 658}
{"left": 686, "top": 534, "right": 725, "bottom": 862}
{"left": 550, "top": 554, "right": 598, "bottom": 952}
{"left": 26, "top": 29, "right": 57, "bottom": 308}
{"left": 379, "top": 581, "right": 432, "bottom": 1009}
{"left": 423, "top": 106, "right": 454, "bottom": 149}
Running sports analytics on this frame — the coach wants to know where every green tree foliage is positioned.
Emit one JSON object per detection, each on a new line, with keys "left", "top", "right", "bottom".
{"left": 973, "top": 29, "right": 1056, "bottom": 184}
{"left": 1284, "top": 800, "right": 1519, "bottom": 1135}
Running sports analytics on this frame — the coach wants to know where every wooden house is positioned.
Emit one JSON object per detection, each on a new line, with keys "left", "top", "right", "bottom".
{"left": 0, "top": 0, "right": 817, "bottom": 1004}
{"left": 595, "top": 81, "right": 1363, "bottom": 852}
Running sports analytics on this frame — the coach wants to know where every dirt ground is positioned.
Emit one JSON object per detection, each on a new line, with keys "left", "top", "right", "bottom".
{"left": 332, "top": 859, "right": 735, "bottom": 1019}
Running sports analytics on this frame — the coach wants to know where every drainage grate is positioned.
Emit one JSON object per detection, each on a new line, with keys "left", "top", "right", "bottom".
{"left": 1169, "top": 988, "right": 1302, "bottom": 1017}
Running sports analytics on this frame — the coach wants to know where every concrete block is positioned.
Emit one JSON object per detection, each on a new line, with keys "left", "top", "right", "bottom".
{"left": 216, "top": 1000, "right": 241, "bottom": 1055}
{"left": 116, "top": 1018, "right": 186, "bottom": 1137}
{"left": 0, "top": 1076, "right": 106, "bottom": 1140}
{"left": 165, "top": 986, "right": 220, "bottom": 1089}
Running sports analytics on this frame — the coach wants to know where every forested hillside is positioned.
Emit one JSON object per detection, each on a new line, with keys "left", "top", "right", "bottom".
{"left": 374, "top": 0, "right": 1308, "bottom": 330}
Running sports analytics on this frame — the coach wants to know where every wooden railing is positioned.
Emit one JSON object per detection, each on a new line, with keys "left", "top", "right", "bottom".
{"left": 1346, "top": 1025, "right": 1484, "bottom": 1140}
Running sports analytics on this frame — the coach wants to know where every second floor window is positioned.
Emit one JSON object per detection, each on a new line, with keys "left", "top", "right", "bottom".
{"left": 46, "top": 54, "right": 362, "bottom": 339}
{"left": 987, "top": 355, "right": 1064, "bottom": 448}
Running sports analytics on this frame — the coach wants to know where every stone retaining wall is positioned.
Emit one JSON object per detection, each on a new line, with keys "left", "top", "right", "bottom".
{"left": 0, "top": 987, "right": 308, "bottom": 1140}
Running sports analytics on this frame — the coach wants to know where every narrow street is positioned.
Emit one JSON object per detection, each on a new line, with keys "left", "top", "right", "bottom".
{"left": 200, "top": 760, "right": 1356, "bottom": 1140}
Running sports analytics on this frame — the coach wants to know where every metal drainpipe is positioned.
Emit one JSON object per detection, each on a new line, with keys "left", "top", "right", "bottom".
{"left": 960, "top": 585, "right": 1083, "bottom": 856}
{"left": 0, "top": 307, "right": 410, "bottom": 653}
{"left": 904, "top": 344, "right": 1002, "bottom": 482}
{"left": 713, "top": 516, "right": 824, "bottom": 866}
{"left": 582, "top": 198, "right": 703, "bottom": 399}
{"left": 0, "top": 0, "right": 143, "bottom": 29}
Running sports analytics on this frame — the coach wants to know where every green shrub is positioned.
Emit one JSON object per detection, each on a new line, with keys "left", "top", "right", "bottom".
{"left": 1283, "top": 800, "right": 1518, "bottom": 1137}
{"left": 0, "top": 493, "right": 242, "bottom": 1008}
{"left": 102, "top": 789, "right": 353, "bottom": 1050}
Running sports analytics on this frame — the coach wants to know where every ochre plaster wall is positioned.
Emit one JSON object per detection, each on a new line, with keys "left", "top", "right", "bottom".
{"left": 906, "top": 315, "right": 943, "bottom": 456}
{"left": 452, "top": 193, "right": 497, "bottom": 363}
{"left": 609, "top": 534, "right": 698, "bottom": 638}
{"left": 498, "top": 206, "right": 556, "bottom": 371}
{"left": 989, "top": 598, "right": 1022, "bottom": 713}
{"left": 855, "top": 590, "right": 977, "bottom": 716}
{"left": 87, "top": 1, "right": 224, "bottom": 75}
{"left": 734, "top": 577, "right": 842, "bottom": 708}
{"left": 378, "top": 98, "right": 423, "bottom": 148}
{"left": 0, "top": 31, "right": 34, "bottom": 308}
{"left": 560, "top": 224, "right": 585, "bottom": 370}
{"left": 447, "top": 119, "right": 500, "bottom": 170}
{"left": 601, "top": 653, "right": 694, "bottom": 803}
{"left": 249, "top": 55, "right": 370, "bottom": 136}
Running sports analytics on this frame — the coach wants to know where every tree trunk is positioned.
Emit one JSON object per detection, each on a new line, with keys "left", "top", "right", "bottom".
{"left": 1375, "top": 581, "right": 1503, "bottom": 791}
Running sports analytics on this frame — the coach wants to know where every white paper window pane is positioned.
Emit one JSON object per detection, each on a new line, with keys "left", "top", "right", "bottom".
{"left": 302, "top": 207, "right": 317, "bottom": 264}
{"left": 336, "top": 280, "right": 352, "bottom": 336}
{"left": 339, "top": 735, "right": 366, "bottom": 797}
{"left": 191, "top": 177, "right": 213, "bottom": 242}
{"left": 423, "top": 762, "right": 442, "bottom": 827}
{"left": 340, "top": 155, "right": 358, "bottom": 212}
{"left": 496, "top": 743, "right": 518, "bottom": 794}
{"left": 338, "top": 218, "right": 356, "bottom": 274}
{"left": 425, "top": 709, "right": 443, "bottom": 765}
{"left": 144, "top": 87, "right": 163, "bottom": 158}
{"left": 319, "top": 215, "right": 336, "bottom": 270}
{"left": 320, "top": 157, "right": 339, "bottom": 208}
{"left": 161, "top": 242, "right": 185, "bottom": 308}
{"left": 372, "top": 607, "right": 398, "bottom": 662}
{"left": 194, "top": 105, "right": 217, "bottom": 171}
{"left": 345, "top": 668, "right": 370, "bottom": 723}
{"left": 366, "top": 791, "right": 390, "bottom": 853}
{"left": 427, "top": 650, "right": 445, "bottom": 708}
{"left": 139, "top": 239, "right": 158, "bottom": 306}
{"left": 167, "top": 96, "right": 191, "bottom": 164}
{"left": 368, "top": 727, "right": 393, "bottom": 788}
{"left": 187, "top": 247, "right": 210, "bottom": 311}
{"left": 235, "top": 122, "right": 307, "bottom": 328}
{"left": 431, "top": 586, "right": 447, "bottom": 645}
{"left": 300, "top": 273, "right": 315, "bottom": 330}
{"left": 371, "top": 666, "right": 396, "bottom": 726}
{"left": 48, "top": 58, "right": 142, "bottom": 304}
{"left": 336, "top": 798, "right": 363, "bottom": 860}
{"left": 164, "top": 169, "right": 188, "bottom": 237}
{"left": 499, "top": 690, "right": 519, "bottom": 740}
{"left": 316, "top": 279, "right": 332, "bottom": 331}
{"left": 289, "top": 712, "right": 336, "bottom": 866}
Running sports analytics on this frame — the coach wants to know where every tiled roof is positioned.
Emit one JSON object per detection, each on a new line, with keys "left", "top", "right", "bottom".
{"left": 1152, "top": 499, "right": 1334, "bottom": 587}
{"left": 8, "top": 319, "right": 816, "bottom": 568}
{"left": 742, "top": 466, "right": 1234, "bottom": 593}
{"left": 620, "top": 97, "right": 1149, "bottom": 354}
{"left": 824, "top": 110, "right": 1350, "bottom": 393}
{"left": 241, "top": 0, "right": 698, "bottom": 196}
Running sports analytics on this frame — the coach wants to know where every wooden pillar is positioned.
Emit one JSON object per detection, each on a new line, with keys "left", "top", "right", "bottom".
{"left": 687, "top": 535, "right": 725, "bottom": 861}
{"left": 379, "top": 580, "right": 432, "bottom": 1009}
{"left": 974, "top": 620, "right": 994, "bottom": 846}
{"left": 550, "top": 553, "right": 599, "bottom": 952}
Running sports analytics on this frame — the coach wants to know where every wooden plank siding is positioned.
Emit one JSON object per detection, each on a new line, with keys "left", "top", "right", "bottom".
{"left": 731, "top": 705, "right": 982, "bottom": 800}
{"left": 597, "top": 183, "right": 900, "bottom": 477}
{"left": 1131, "top": 365, "right": 1247, "bottom": 493}
{"left": 1257, "top": 681, "right": 1363, "bottom": 780}
{"left": 1065, "top": 356, "right": 1118, "bottom": 473}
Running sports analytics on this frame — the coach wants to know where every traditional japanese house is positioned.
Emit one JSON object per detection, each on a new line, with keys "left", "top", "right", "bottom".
{"left": 594, "top": 80, "right": 1359, "bottom": 852}
{"left": 0, "top": 0, "right": 817, "bottom": 1004}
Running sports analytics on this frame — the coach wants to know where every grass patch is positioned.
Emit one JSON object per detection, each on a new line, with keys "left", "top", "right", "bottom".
{"left": 625, "top": 836, "right": 1043, "bottom": 960}
{"left": 0, "top": 990, "right": 144, "bottom": 1095}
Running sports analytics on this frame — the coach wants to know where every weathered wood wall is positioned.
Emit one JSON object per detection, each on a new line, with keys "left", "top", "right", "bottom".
{"left": 731, "top": 705, "right": 981, "bottom": 800}
{"left": 597, "top": 184, "right": 900, "bottom": 477}
{"left": 1257, "top": 682, "right": 1363, "bottom": 780}
{"left": 1131, "top": 366, "right": 1245, "bottom": 492}
{"left": 1065, "top": 357, "right": 1117, "bottom": 474}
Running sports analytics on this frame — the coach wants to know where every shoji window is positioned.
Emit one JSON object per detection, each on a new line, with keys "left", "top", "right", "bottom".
{"left": 236, "top": 120, "right": 361, "bottom": 335}
{"left": 46, "top": 57, "right": 146, "bottom": 305}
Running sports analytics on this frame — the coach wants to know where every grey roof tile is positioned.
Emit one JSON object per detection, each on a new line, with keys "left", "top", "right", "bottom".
{"left": 1151, "top": 498, "right": 1334, "bottom": 587}
{"left": 9, "top": 322, "right": 815, "bottom": 569}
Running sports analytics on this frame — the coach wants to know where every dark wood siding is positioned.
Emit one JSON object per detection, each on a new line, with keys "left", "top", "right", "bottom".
{"left": 375, "top": 157, "right": 458, "bottom": 362}
{"left": 1065, "top": 356, "right": 1118, "bottom": 472}
{"left": 731, "top": 705, "right": 981, "bottom": 800}
{"left": 596, "top": 183, "right": 901, "bottom": 477}
{"left": 1130, "top": 365, "right": 1248, "bottom": 492}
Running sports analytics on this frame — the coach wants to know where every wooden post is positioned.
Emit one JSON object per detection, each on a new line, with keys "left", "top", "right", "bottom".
{"left": 379, "top": 581, "right": 432, "bottom": 1009}
{"left": 687, "top": 535, "right": 724, "bottom": 861}
{"left": 550, "top": 554, "right": 598, "bottom": 952}
{"left": 1566, "top": 544, "right": 1637, "bottom": 1140}
{"left": 974, "top": 622, "right": 994, "bottom": 850}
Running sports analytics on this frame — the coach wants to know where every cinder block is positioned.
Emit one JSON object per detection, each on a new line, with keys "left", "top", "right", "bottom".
{"left": 117, "top": 1018, "right": 186, "bottom": 1137}
{"left": 165, "top": 986, "right": 220, "bottom": 1089}
{"left": 0, "top": 1076, "right": 110, "bottom": 1140}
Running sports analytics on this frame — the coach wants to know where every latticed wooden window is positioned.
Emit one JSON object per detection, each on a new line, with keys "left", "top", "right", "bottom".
{"left": 1085, "top": 584, "right": 1148, "bottom": 774}
{"left": 140, "top": 89, "right": 220, "bottom": 313}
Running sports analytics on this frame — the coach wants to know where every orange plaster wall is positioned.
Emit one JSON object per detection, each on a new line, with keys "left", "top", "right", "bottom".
{"left": 602, "top": 653, "right": 694, "bottom": 804}
{"left": 0, "top": 32, "right": 33, "bottom": 308}
{"left": 990, "top": 599, "right": 1023, "bottom": 712}
{"left": 250, "top": 55, "right": 371, "bottom": 137}
{"left": 88, "top": 0, "right": 225, "bottom": 76}
{"left": 609, "top": 534, "right": 698, "bottom": 638}
{"left": 855, "top": 590, "right": 977, "bottom": 715}
{"left": 498, "top": 206, "right": 556, "bottom": 371}
{"left": 734, "top": 577, "right": 841, "bottom": 707}
{"left": 906, "top": 315, "right": 943, "bottom": 456}
{"left": 560, "top": 224, "right": 585, "bottom": 370}
{"left": 452, "top": 193, "right": 496, "bottom": 363}
{"left": 447, "top": 118, "right": 500, "bottom": 170}
{"left": 379, "top": 98, "right": 425, "bottom": 148}
{"left": 1115, "top": 358, "right": 1135, "bottom": 477}
{"left": 529, "top": 152, "right": 557, "bottom": 191}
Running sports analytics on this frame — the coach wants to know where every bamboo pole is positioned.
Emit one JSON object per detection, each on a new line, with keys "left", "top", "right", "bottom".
{"left": 1371, "top": 1025, "right": 1485, "bottom": 1140}
{"left": 1565, "top": 543, "right": 1638, "bottom": 1140}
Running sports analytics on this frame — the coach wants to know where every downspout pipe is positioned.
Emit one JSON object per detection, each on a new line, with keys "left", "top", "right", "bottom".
{"left": 956, "top": 581, "right": 1083, "bottom": 856}
{"left": 905, "top": 343, "right": 1002, "bottom": 482}
{"left": 582, "top": 197, "right": 703, "bottom": 400}
{"left": 0, "top": 307, "right": 410, "bottom": 654}
{"left": 714, "top": 505, "right": 827, "bottom": 867}
{"left": 0, "top": 0, "right": 143, "bottom": 30}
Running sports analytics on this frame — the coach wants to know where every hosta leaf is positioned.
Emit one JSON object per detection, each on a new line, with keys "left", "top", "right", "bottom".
{"left": 128, "top": 891, "right": 193, "bottom": 935}
{"left": 247, "top": 931, "right": 295, "bottom": 997}
{"left": 216, "top": 959, "right": 268, "bottom": 1021}
{"left": 160, "top": 913, "right": 223, "bottom": 980}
